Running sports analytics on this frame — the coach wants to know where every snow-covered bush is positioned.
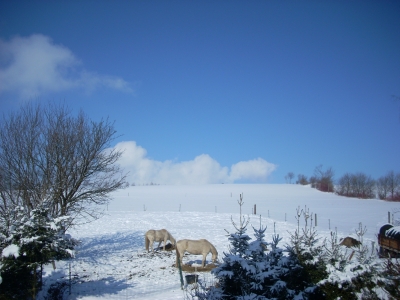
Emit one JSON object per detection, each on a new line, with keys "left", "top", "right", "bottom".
{"left": 0, "top": 204, "right": 77, "bottom": 299}
{"left": 289, "top": 207, "right": 383, "bottom": 299}
{"left": 378, "top": 257, "right": 400, "bottom": 299}
{"left": 189, "top": 200, "right": 393, "bottom": 299}
{"left": 196, "top": 195, "right": 322, "bottom": 299}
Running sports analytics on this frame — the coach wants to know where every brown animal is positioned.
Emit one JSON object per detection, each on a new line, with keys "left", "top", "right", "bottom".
{"left": 339, "top": 236, "right": 361, "bottom": 248}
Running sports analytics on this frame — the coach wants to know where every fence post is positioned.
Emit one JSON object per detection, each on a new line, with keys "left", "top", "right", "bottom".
{"left": 254, "top": 204, "right": 256, "bottom": 215}
{"left": 388, "top": 211, "right": 391, "bottom": 224}
{"left": 315, "top": 213, "right": 317, "bottom": 227}
{"left": 177, "top": 255, "right": 184, "bottom": 289}
{"left": 69, "top": 262, "right": 71, "bottom": 295}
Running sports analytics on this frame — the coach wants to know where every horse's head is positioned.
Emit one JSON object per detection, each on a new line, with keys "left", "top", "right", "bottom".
{"left": 170, "top": 235, "right": 176, "bottom": 246}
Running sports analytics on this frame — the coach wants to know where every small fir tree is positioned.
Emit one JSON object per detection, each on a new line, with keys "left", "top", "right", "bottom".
{"left": 287, "top": 206, "right": 327, "bottom": 284}
{"left": 211, "top": 194, "right": 254, "bottom": 298}
{"left": 246, "top": 220, "right": 269, "bottom": 295}
{"left": 0, "top": 204, "right": 76, "bottom": 299}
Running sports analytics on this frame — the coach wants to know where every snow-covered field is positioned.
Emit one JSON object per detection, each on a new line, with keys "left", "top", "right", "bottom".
{"left": 39, "top": 184, "right": 400, "bottom": 299}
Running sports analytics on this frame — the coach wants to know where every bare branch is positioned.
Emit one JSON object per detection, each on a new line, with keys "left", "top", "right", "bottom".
{"left": 0, "top": 102, "right": 128, "bottom": 227}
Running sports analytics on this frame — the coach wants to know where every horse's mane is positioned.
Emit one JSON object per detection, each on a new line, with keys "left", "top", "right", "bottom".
{"left": 209, "top": 241, "right": 217, "bottom": 254}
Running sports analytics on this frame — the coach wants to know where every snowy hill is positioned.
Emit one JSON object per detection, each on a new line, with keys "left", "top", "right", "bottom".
{"left": 110, "top": 184, "right": 398, "bottom": 240}
{"left": 39, "top": 184, "right": 400, "bottom": 299}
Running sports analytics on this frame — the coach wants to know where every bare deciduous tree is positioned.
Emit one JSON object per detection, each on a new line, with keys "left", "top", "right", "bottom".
{"left": 377, "top": 171, "right": 400, "bottom": 201}
{"left": 313, "top": 165, "right": 335, "bottom": 192}
{"left": 285, "top": 172, "right": 295, "bottom": 183}
{"left": 0, "top": 103, "right": 127, "bottom": 226}
{"left": 336, "top": 173, "right": 352, "bottom": 196}
{"left": 309, "top": 176, "right": 317, "bottom": 188}
{"left": 336, "top": 172, "right": 375, "bottom": 199}
{"left": 296, "top": 174, "right": 308, "bottom": 185}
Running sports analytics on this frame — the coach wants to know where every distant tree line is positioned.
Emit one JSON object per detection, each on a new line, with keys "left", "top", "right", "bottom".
{"left": 286, "top": 167, "right": 400, "bottom": 201}
{"left": 131, "top": 182, "right": 161, "bottom": 186}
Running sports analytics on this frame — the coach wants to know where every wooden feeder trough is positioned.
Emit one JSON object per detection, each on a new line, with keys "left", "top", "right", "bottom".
{"left": 178, "top": 263, "right": 217, "bottom": 272}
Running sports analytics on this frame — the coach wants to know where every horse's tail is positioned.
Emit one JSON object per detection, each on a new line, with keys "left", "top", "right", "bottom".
{"left": 145, "top": 234, "right": 149, "bottom": 251}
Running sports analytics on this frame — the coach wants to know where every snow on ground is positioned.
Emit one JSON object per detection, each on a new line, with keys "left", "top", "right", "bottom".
{"left": 39, "top": 184, "right": 400, "bottom": 299}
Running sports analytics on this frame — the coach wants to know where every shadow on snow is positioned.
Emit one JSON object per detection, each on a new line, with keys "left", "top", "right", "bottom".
{"left": 75, "top": 230, "right": 145, "bottom": 260}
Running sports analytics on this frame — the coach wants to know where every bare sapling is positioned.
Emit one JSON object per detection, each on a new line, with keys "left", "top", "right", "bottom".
{"left": 324, "top": 229, "right": 348, "bottom": 270}
{"left": 354, "top": 222, "right": 374, "bottom": 264}
{"left": 225, "top": 193, "right": 250, "bottom": 237}
{"left": 288, "top": 206, "right": 321, "bottom": 259}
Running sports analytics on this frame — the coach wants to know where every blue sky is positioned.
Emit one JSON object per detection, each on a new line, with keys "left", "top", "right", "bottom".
{"left": 1, "top": 1, "right": 399, "bottom": 184}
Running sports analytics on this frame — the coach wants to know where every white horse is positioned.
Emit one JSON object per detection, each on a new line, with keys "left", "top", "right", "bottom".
{"left": 145, "top": 229, "right": 176, "bottom": 252}
{"left": 176, "top": 239, "right": 218, "bottom": 267}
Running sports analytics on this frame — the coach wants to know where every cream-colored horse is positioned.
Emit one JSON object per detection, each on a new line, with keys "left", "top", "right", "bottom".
{"left": 145, "top": 229, "right": 176, "bottom": 252}
{"left": 176, "top": 239, "right": 218, "bottom": 267}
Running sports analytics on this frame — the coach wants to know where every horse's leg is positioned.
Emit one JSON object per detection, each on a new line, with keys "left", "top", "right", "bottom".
{"left": 202, "top": 254, "right": 206, "bottom": 267}
{"left": 150, "top": 238, "right": 155, "bottom": 252}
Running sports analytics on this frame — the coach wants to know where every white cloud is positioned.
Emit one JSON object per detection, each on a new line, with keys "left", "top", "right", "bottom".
{"left": 113, "top": 141, "right": 277, "bottom": 185}
{"left": 229, "top": 158, "right": 276, "bottom": 182}
{"left": 0, "top": 34, "right": 133, "bottom": 99}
